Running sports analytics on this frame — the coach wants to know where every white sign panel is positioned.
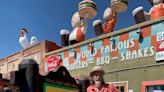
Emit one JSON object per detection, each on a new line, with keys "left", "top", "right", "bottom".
{"left": 157, "top": 31, "right": 164, "bottom": 41}
{"left": 129, "top": 89, "right": 133, "bottom": 92}
{"left": 156, "top": 32, "right": 164, "bottom": 61}
{"left": 153, "top": 90, "right": 162, "bottom": 92}
{"left": 156, "top": 51, "right": 164, "bottom": 61}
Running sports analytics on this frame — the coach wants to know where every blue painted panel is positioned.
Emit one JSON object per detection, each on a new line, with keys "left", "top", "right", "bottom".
{"left": 151, "top": 21, "right": 164, "bottom": 35}
{"left": 129, "top": 29, "right": 139, "bottom": 39}
{"left": 113, "top": 35, "right": 120, "bottom": 45}
{"left": 80, "top": 44, "right": 87, "bottom": 51}
{"left": 63, "top": 58, "right": 69, "bottom": 66}
{"left": 94, "top": 40, "right": 102, "bottom": 49}
{"left": 139, "top": 37, "right": 151, "bottom": 49}
{"left": 119, "top": 48, "right": 128, "bottom": 54}
{"left": 69, "top": 49, "right": 75, "bottom": 57}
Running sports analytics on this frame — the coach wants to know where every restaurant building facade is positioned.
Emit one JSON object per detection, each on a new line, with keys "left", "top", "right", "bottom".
{"left": 45, "top": 17, "right": 164, "bottom": 92}
{"left": 0, "top": 17, "right": 163, "bottom": 92}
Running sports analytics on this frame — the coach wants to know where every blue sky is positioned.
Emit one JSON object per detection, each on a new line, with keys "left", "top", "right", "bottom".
{"left": 0, "top": 0, "right": 152, "bottom": 59}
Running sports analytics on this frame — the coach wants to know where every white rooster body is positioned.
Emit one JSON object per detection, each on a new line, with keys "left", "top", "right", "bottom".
{"left": 31, "top": 36, "right": 38, "bottom": 45}
{"left": 19, "top": 28, "right": 38, "bottom": 49}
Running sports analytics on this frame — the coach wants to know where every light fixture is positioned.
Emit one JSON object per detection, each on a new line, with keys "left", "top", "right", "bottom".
{"left": 136, "top": 29, "right": 143, "bottom": 43}
{"left": 110, "top": 37, "right": 116, "bottom": 49}
{"left": 57, "top": 53, "right": 62, "bottom": 61}
{"left": 88, "top": 42, "right": 94, "bottom": 54}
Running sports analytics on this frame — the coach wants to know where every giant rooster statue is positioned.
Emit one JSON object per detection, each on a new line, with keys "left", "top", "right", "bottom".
{"left": 19, "top": 28, "right": 38, "bottom": 49}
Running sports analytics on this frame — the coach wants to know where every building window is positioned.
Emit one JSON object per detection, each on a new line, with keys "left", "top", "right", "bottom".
{"left": 141, "top": 80, "right": 164, "bottom": 92}
{"left": 108, "top": 81, "right": 128, "bottom": 92}
{"left": 146, "top": 85, "right": 164, "bottom": 92}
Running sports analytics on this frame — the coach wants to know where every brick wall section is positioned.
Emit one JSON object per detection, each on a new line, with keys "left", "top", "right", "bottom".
{"left": 0, "top": 40, "right": 61, "bottom": 79}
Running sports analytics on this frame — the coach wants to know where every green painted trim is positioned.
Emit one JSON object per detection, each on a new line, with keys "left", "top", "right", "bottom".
{"left": 43, "top": 83, "right": 78, "bottom": 92}
{"left": 112, "top": 0, "right": 128, "bottom": 5}
{"left": 45, "top": 17, "right": 164, "bottom": 56}
{"left": 79, "top": 3, "right": 97, "bottom": 10}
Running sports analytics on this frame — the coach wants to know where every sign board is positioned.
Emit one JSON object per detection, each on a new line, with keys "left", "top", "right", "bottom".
{"left": 56, "top": 26, "right": 156, "bottom": 71}
{"left": 156, "top": 31, "right": 164, "bottom": 61}
{"left": 44, "top": 21, "right": 164, "bottom": 73}
{"left": 47, "top": 54, "right": 60, "bottom": 72}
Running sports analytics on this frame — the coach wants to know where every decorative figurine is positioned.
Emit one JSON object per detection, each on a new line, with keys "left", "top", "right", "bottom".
{"left": 31, "top": 36, "right": 38, "bottom": 45}
{"left": 93, "top": 19, "right": 103, "bottom": 36}
{"left": 78, "top": 0, "right": 97, "bottom": 19}
{"left": 19, "top": 28, "right": 38, "bottom": 49}
{"left": 147, "top": 0, "right": 164, "bottom": 20}
{"left": 93, "top": 7, "right": 117, "bottom": 36}
{"left": 19, "top": 28, "right": 31, "bottom": 49}
{"left": 132, "top": 6, "right": 146, "bottom": 24}
{"left": 60, "top": 29, "right": 70, "bottom": 46}
{"left": 111, "top": 0, "right": 128, "bottom": 13}
{"left": 69, "top": 12, "right": 88, "bottom": 45}
{"left": 103, "top": 7, "right": 117, "bottom": 33}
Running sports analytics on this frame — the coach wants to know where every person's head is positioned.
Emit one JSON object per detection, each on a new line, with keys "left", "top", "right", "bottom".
{"left": 71, "top": 12, "right": 87, "bottom": 29}
{"left": 90, "top": 66, "right": 105, "bottom": 88}
{"left": 153, "top": 0, "right": 163, "bottom": 5}
{"left": 103, "top": 7, "right": 114, "bottom": 22}
{"left": 149, "top": 0, "right": 163, "bottom": 5}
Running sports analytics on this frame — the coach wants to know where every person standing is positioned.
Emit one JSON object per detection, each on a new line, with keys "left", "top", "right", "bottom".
{"left": 87, "top": 66, "right": 120, "bottom": 92}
